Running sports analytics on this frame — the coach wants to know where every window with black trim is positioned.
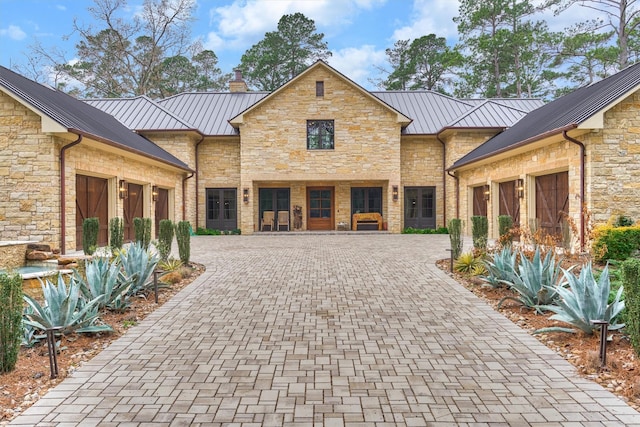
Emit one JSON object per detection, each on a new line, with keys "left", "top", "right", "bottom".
{"left": 307, "top": 120, "right": 334, "bottom": 150}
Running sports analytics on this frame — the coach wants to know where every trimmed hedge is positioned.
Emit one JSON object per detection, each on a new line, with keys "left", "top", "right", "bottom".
{"left": 622, "top": 259, "right": 640, "bottom": 357}
{"left": 448, "top": 219, "right": 463, "bottom": 260}
{"left": 592, "top": 225, "right": 640, "bottom": 262}
{"left": 402, "top": 227, "right": 448, "bottom": 234}
{"left": 109, "top": 217, "right": 124, "bottom": 252}
{"left": 82, "top": 217, "right": 99, "bottom": 255}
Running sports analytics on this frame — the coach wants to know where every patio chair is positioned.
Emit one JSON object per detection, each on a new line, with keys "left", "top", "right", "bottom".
{"left": 277, "top": 210, "right": 290, "bottom": 231}
{"left": 261, "top": 211, "right": 275, "bottom": 231}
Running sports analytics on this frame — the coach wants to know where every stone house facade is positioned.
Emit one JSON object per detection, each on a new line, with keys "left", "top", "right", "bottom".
{"left": 3, "top": 60, "right": 639, "bottom": 253}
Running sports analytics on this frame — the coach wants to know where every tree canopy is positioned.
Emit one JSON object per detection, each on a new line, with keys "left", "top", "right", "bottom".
{"left": 238, "top": 13, "right": 331, "bottom": 91}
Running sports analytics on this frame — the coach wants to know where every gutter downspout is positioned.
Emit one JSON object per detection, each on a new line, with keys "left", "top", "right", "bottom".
{"left": 436, "top": 132, "right": 447, "bottom": 226}
{"left": 182, "top": 172, "right": 195, "bottom": 222}
{"left": 194, "top": 135, "right": 205, "bottom": 228}
{"left": 562, "top": 130, "right": 586, "bottom": 251}
{"left": 59, "top": 134, "right": 83, "bottom": 255}
{"left": 447, "top": 170, "right": 460, "bottom": 220}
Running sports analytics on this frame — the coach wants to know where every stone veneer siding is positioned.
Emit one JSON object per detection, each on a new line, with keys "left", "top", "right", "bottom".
{"left": 400, "top": 136, "right": 444, "bottom": 228}
{"left": 589, "top": 91, "right": 640, "bottom": 223}
{"left": 198, "top": 137, "right": 241, "bottom": 229}
{"left": 237, "top": 66, "right": 403, "bottom": 233}
{"left": 0, "top": 91, "right": 60, "bottom": 246}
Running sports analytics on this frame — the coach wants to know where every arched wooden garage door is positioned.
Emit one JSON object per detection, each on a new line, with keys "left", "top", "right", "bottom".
{"left": 536, "top": 171, "right": 568, "bottom": 238}
{"left": 76, "top": 175, "right": 109, "bottom": 250}
{"left": 499, "top": 180, "right": 520, "bottom": 228}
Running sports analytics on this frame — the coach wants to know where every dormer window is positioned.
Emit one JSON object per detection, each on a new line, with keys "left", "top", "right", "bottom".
{"left": 316, "top": 81, "right": 324, "bottom": 97}
{"left": 307, "top": 120, "right": 334, "bottom": 150}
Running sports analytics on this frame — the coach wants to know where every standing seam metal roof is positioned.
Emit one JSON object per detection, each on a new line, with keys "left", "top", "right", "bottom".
{"left": 84, "top": 97, "right": 196, "bottom": 132}
{"left": 159, "top": 92, "right": 268, "bottom": 136}
{"left": 452, "top": 62, "right": 640, "bottom": 168}
{"left": 0, "top": 66, "right": 191, "bottom": 171}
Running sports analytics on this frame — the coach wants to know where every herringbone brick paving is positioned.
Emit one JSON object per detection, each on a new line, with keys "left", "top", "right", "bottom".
{"left": 10, "top": 234, "right": 640, "bottom": 426}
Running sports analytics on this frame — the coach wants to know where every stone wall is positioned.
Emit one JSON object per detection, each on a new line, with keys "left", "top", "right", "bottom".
{"left": 197, "top": 137, "right": 241, "bottom": 229}
{"left": 590, "top": 91, "right": 640, "bottom": 223}
{"left": 400, "top": 136, "right": 444, "bottom": 228}
{"left": 237, "top": 66, "right": 403, "bottom": 233}
{"left": 0, "top": 91, "right": 59, "bottom": 246}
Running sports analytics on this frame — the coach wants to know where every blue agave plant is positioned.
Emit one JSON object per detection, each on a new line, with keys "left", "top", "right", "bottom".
{"left": 536, "top": 263, "right": 625, "bottom": 335}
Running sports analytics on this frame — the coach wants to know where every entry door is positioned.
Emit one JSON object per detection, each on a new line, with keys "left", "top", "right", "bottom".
{"left": 404, "top": 187, "right": 436, "bottom": 229}
{"left": 499, "top": 181, "right": 520, "bottom": 228}
{"left": 307, "top": 187, "right": 334, "bottom": 230}
{"left": 76, "top": 175, "right": 109, "bottom": 250}
{"left": 259, "top": 188, "right": 290, "bottom": 231}
{"left": 123, "top": 183, "right": 144, "bottom": 242}
{"left": 536, "top": 172, "right": 569, "bottom": 237}
{"left": 206, "top": 188, "right": 237, "bottom": 231}
{"left": 154, "top": 188, "right": 169, "bottom": 238}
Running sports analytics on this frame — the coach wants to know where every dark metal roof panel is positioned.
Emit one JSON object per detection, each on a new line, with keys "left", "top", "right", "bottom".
{"left": 0, "top": 66, "right": 191, "bottom": 171}
{"left": 447, "top": 101, "right": 527, "bottom": 128}
{"left": 84, "top": 97, "right": 194, "bottom": 131}
{"left": 372, "top": 91, "right": 474, "bottom": 134}
{"left": 452, "top": 62, "right": 640, "bottom": 168}
{"left": 159, "top": 92, "right": 268, "bottom": 136}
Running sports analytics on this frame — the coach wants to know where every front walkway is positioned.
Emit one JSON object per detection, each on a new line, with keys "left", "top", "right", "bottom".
{"left": 10, "top": 234, "right": 640, "bottom": 426}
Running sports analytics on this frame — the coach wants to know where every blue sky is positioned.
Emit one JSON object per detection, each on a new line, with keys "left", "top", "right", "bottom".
{"left": 0, "top": 0, "right": 593, "bottom": 90}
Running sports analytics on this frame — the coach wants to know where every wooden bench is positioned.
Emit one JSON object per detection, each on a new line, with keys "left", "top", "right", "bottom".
{"left": 352, "top": 212, "right": 383, "bottom": 231}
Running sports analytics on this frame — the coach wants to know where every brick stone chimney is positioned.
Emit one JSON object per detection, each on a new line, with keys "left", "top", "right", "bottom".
{"left": 229, "top": 69, "right": 248, "bottom": 92}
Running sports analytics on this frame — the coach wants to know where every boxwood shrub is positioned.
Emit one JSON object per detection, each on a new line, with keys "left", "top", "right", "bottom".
{"left": 592, "top": 224, "right": 640, "bottom": 262}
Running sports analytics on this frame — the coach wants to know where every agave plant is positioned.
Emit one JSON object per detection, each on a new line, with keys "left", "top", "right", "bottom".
{"left": 481, "top": 246, "right": 517, "bottom": 288}
{"left": 498, "top": 247, "right": 563, "bottom": 312}
{"left": 77, "top": 257, "right": 132, "bottom": 311}
{"left": 536, "top": 263, "right": 625, "bottom": 335}
{"left": 118, "top": 241, "right": 159, "bottom": 296}
{"left": 22, "top": 274, "right": 113, "bottom": 335}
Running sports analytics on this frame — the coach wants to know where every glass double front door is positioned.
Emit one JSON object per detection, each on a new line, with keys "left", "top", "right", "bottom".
{"left": 404, "top": 186, "right": 436, "bottom": 229}
{"left": 206, "top": 188, "right": 237, "bottom": 231}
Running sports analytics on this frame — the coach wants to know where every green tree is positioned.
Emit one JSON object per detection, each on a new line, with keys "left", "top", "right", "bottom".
{"left": 239, "top": 13, "right": 331, "bottom": 91}
{"left": 550, "top": 0, "right": 640, "bottom": 69}
{"left": 455, "top": 0, "right": 559, "bottom": 98}
{"left": 27, "top": 0, "right": 228, "bottom": 98}
{"left": 408, "top": 34, "right": 463, "bottom": 92}
{"left": 382, "top": 39, "right": 413, "bottom": 90}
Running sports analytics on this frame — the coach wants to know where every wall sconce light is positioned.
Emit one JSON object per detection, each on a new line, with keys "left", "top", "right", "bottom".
{"left": 119, "top": 179, "right": 128, "bottom": 199}
{"left": 516, "top": 178, "right": 524, "bottom": 199}
{"left": 483, "top": 185, "right": 490, "bottom": 201}
{"left": 243, "top": 188, "right": 249, "bottom": 204}
{"left": 392, "top": 185, "right": 399, "bottom": 201}
{"left": 152, "top": 185, "right": 158, "bottom": 202}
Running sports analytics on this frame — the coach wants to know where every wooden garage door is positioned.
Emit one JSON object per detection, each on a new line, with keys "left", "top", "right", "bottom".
{"left": 473, "top": 186, "right": 487, "bottom": 217}
{"left": 124, "top": 183, "right": 144, "bottom": 242}
{"left": 76, "top": 175, "right": 109, "bottom": 250}
{"left": 536, "top": 172, "right": 568, "bottom": 237}
{"left": 499, "top": 181, "right": 520, "bottom": 228}
{"left": 154, "top": 188, "right": 169, "bottom": 238}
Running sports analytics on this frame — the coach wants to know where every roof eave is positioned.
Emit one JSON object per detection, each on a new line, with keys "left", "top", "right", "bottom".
{"left": 447, "top": 124, "right": 578, "bottom": 172}
{"left": 68, "top": 128, "right": 194, "bottom": 173}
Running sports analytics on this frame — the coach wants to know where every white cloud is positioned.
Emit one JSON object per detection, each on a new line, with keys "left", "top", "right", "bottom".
{"left": 56, "top": 4, "right": 67, "bottom": 11}
{"left": 391, "top": 0, "right": 460, "bottom": 42}
{"left": 328, "top": 45, "right": 387, "bottom": 89}
{"left": 0, "top": 25, "right": 27, "bottom": 41}
{"left": 204, "top": 0, "right": 387, "bottom": 52}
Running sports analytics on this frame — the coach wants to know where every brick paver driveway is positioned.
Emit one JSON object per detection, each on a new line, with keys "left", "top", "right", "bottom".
{"left": 11, "top": 234, "right": 640, "bottom": 426}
